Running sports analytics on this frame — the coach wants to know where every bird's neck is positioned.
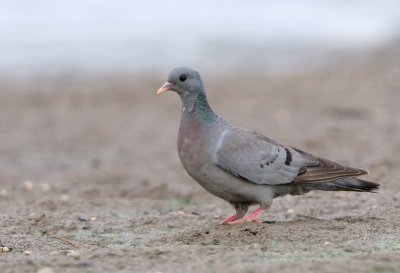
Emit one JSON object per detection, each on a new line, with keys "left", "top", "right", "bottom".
{"left": 181, "top": 93, "right": 218, "bottom": 125}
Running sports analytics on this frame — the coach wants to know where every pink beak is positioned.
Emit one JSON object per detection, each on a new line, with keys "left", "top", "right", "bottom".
{"left": 157, "top": 82, "right": 175, "bottom": 95}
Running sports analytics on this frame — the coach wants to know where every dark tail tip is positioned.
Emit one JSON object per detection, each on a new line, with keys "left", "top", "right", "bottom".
{"left": 333, "top": 178, "right": 380, "bottom": 193}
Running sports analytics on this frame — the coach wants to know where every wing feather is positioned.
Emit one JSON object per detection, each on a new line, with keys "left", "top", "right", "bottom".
{"left": 292, "top": 148, "right": 368, "bottom": 183}
{"left": 215, "top": 128, "right": 300, "bottom": 185}
{"left": 215, "top": 128, "right": 367, "bottom": 186}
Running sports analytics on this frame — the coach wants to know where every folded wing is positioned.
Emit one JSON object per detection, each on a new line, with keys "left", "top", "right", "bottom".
{"left": 215, "top": 128, "right": 367, "bottom": 186}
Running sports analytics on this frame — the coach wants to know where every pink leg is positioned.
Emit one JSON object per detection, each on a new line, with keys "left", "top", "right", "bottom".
{"left": 228, "top": 208, "right": 264, "bottom": 225}
{"left": 220, "top": 214, "right": 239, "bottom": 224}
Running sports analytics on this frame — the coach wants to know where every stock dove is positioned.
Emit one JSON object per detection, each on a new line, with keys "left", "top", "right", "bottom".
{"left": 157, "top": 67, "right": 379, "bottom": 224}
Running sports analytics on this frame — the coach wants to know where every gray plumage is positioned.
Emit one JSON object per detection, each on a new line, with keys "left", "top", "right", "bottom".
{"left": 157, "top": 67, "right": 380, "bottom": 223}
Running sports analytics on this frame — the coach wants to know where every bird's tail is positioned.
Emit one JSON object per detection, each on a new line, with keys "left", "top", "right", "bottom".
{"left": 302, "top": 178, "right": 380, "bottom": 193}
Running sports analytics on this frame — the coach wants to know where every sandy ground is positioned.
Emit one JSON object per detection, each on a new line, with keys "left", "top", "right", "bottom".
{"left": 0, "top": 48, "right": 400, "bottom": 273}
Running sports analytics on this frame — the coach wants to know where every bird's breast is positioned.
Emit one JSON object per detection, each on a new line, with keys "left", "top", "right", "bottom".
{"left": 177, "top": 115, "right": 218, "bottom": 172}
{"left": 177, "top": 129, "right": 208, "bottom": 171}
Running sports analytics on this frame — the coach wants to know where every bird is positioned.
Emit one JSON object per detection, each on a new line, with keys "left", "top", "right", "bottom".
{"left": 157, "top": 67, "right": 380, "bottom": 224}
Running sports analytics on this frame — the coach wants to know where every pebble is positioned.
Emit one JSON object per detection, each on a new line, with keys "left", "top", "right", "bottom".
{"left": 250, "top": 243, "right": 260, "bottom": 249}
{"left": 36, "top": 267, "right": 54, "bottom": 273}
{"left": 287, "top": 209, "right": 296, "bottom": 215}
{"left": 323, "top": 241, "right": 333, "bottom": 247}
{"left": 67, "top": 250, "right": 80, "bottom": 259}
{"left": 23, "top": 180, "right": 34, "bottom": 191}
{"left": 90, "top": 216, "right": 97, "bottom": 221}
{"left": 1, "top": 247, "right": 10, "bottom": 253}
{"left": 176, "top": 210, "right": 185, "bottom": 215}
{"left": 24, "top": 250, "right": 32, "bottom": 255}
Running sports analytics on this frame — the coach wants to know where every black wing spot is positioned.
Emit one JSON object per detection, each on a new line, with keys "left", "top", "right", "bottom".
{"left": 284, "top": 148, "right": 292, "bottom": 166}
{"left": 298, "top": 166, "right": 307, "bottom": 176}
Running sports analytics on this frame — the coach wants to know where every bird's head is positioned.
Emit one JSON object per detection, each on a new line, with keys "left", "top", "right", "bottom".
{"left": 157, "top": 67, "right": 205, "bottom": 97}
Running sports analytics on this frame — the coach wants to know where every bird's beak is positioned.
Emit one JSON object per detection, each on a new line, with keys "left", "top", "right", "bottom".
{"left": 157, "top": 82, "right": 175, "bottom": 95}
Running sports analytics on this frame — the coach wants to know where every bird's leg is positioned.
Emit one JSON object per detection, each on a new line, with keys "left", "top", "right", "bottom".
{"left": 245, "top": 208, "right": 264, "bottom": 222}
{"left": 220, "top": 203, "right": 249, "bottom": 225}
{"left": 228, "top": 208, "right": 264, "bottom": 224}
{"left": 220, "top": 214, "right": 239, "bottom": 224}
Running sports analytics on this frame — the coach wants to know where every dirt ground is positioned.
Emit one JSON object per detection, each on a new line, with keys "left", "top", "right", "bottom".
{"left": 1, "top": 47, "right": 400, "bottom": 273}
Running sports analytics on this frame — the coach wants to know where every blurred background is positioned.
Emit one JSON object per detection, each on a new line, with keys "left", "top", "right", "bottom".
{"left": 1, "top": 1, "right": 400, "bottom": 273}
{"left": 1, "top": 0, "right": 400, "bottom": 76}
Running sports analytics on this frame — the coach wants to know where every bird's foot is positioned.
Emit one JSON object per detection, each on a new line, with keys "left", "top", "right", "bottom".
{"left": 220, "top": 214, "right": 239, "bottom": 224}
{"left": 227, "top": 208, "right": 264, "bottom": 225}
{"left": 227, "top": 217, "right": 262, "bottom": 225}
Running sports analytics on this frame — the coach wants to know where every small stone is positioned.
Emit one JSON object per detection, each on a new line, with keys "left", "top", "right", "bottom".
{"left": 23, "top": 180, "right": 34, "bottom": 191}
{"left": 36, "top": 267, "right": 54, "bottom": 273}
{"left": 176, "top": 210, "right": 185, "bottom": 215}
{"left": 24, "top": 250, "right": 32, "bottom": 255}
{"left": 287, "top": 209, "right": 296, "bottom": 215}
{"left": 90, "top": 216, "right": 97, "bottom": 221}
{"left": 2, "top": 246, "right": 10, "bottom": 252}
{"left": 67, "top": 250, "right": 80, "bottom": 259}
{"left": 250, "top": 243, "right": 260, "bottom": 249}
{"left": 60, "top": 194, "right": 69, "bottom": 202}
{"left": 323, "top": 241, "right": 333, "bottom": 247}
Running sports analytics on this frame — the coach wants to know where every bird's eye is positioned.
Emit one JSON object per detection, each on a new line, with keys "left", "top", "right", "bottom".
{"left": 179, "top": 74, "right": 187, "bottom": 82}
